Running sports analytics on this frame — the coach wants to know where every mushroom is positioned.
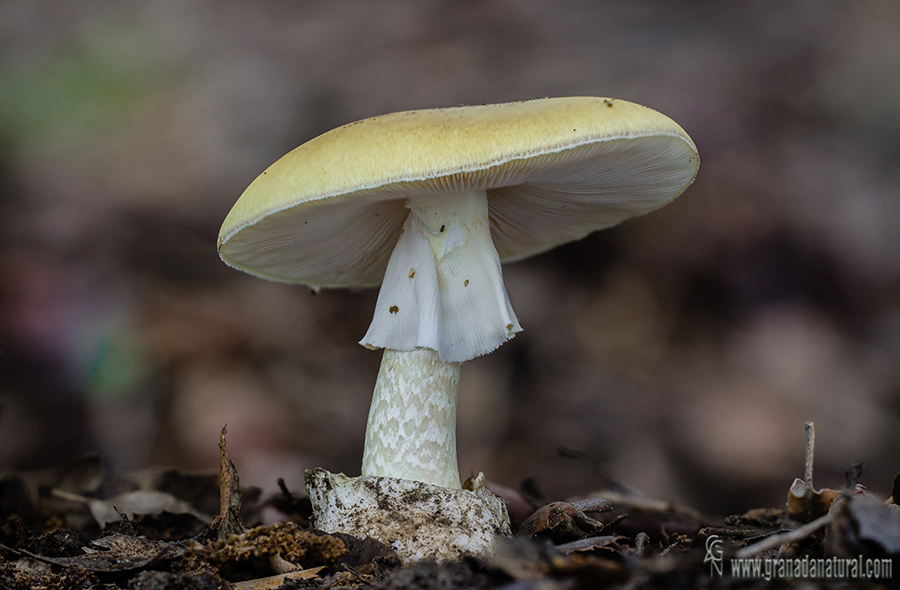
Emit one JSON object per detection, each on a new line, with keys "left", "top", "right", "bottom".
{"left": 218, "top": 97, "right": 699, "bottom": 560}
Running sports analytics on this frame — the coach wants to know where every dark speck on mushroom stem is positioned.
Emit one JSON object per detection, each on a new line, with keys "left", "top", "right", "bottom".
{"left": 440, "top": 225, "right": 445, "bottom": 232}
{"left": 389, "top": 305, "right": 399, "bottom": 314}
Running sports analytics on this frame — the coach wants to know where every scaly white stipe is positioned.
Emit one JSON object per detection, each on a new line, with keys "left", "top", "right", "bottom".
{"left": 362, "top": 348, "right": 462, "bottom": 488}
{"left": 360, "top": 190, "right": 523, "bottom": 488}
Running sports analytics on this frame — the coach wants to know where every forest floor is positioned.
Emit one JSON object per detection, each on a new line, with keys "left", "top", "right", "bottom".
{"left": 1, "top": 426, "right": 897, "bottom": 590}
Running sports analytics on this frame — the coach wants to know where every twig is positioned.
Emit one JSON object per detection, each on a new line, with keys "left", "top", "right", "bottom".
{"left": 804, "top": 421, "right": 815, "bottom": 489}
{"left": 216, "top": 424, "right": 245, "bottom": 539}
{"left": 583, "top": 490, "right": 705, "bottom": 522}
{"left": 735, "top": 513, "right": 832, "bottom": 559}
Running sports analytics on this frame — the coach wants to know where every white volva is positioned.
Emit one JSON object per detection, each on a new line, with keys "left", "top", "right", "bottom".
{"left": 359, "top": 190, "right": 521, "bottom": 487}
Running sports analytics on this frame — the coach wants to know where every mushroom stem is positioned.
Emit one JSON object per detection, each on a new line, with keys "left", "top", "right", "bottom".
{"left": 358, "top": 190, "right": 521, "bottom": 488}
{"left": 362, "top": 348, "right": 462, "bottom": 488}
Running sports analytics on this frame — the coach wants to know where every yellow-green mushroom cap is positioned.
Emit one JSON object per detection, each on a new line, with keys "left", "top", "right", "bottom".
{"left": 218, "top": 97, "right": 699, "bottom": 290}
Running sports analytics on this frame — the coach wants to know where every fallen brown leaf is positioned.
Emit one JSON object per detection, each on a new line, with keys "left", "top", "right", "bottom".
{"left": 231, "top": 566, "right": 325, "bottom": 589}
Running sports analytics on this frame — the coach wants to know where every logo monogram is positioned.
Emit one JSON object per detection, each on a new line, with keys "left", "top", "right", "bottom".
{"left": 704, "top": 535, "right": 724, "bottom": 577}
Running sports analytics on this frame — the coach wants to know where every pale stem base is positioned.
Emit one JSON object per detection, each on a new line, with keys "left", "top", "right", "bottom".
{"left": 362, "top": 348, "right": 462, "bottom": 489}
{"left": 307, "top": 469, "right": 511, "bottom": 563}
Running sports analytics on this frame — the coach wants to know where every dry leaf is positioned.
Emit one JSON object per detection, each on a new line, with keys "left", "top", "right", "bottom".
{"left": 231, "top": 566, "right": 325, "bottom": 589}
{"left": 518, "top": 498, "right": 613, "bottom": 541}
{"left": 17, "top": 533, "right": 182, "bottom": 572}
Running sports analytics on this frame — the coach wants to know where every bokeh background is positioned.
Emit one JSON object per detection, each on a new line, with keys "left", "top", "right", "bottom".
{"left": 1, "top": 0, "right": 898, "bottom": 515}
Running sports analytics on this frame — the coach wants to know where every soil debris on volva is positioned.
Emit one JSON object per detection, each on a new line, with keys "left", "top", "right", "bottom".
{"left": 1, "top": 424, "right": 897, "bottom": 589}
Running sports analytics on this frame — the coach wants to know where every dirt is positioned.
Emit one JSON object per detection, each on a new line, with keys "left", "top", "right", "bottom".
{"left": 1, "top": 429, "right": 897, "bottom": 589}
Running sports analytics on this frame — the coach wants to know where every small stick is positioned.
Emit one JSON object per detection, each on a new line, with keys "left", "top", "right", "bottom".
{"left": 804, "top": 422, "right": 815, "bottom": 489}
{"left": 217, "top": 424, "right": 245, "bottom": 539}
{"left": 735, "top": 513, "right": 832, "bottom": 559}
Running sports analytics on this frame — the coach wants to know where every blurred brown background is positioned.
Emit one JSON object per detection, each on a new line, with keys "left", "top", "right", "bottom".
{"left": 1, "top": 1, "right": 898, "bottom": 515}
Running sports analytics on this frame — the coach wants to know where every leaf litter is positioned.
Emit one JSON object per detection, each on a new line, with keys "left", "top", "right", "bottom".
{"left": 1, "top": 422, "right": 897, "bottom": 589}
